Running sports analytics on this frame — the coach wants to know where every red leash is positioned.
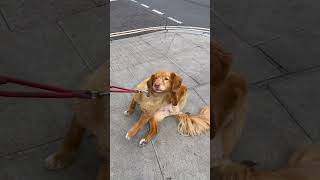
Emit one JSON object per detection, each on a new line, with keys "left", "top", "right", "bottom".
{"left": 0, "top": 75, "right": 97, "bottom": 99}
{"left": 0, "top": 76, "right": 145, "bottom": 99}
{"left": 110, "top": 86, "right": 146, "bottom": 94}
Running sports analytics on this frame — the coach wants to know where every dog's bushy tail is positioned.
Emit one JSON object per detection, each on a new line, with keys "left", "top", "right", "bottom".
{"left": 175, "top": 106, "right": 210, "bottom": 136}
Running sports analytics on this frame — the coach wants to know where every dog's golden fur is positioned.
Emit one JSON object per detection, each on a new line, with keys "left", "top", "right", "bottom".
{"left": 211, "top": 41, "right": 248, "bottom": 166}
{"left": 125, "top": 71, "right": 210, "bottom": 146}
{"left": 45, "top": 63, "right": 108, "bottom": 180}
{"left": 213, "top": 144, "right": 320, "bottom": 180}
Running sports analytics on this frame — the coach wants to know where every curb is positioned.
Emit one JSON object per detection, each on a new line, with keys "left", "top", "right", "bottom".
{"left": 110, "top": 26, "right": 210, "bottom": 39}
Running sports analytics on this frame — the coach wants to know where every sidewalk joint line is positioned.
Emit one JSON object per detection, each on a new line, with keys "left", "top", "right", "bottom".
{"left": 0, "top": 137, "right": 64, "bottom": 158}
{"left": 0, "top": 9, "right": 12, "bottom": 32}
{"left": 56, "top": 22, "right": 93, "bottom": 72}
{"left": 193, "top": 87, "right": 208, "bottom": 105}
{"left": 213, "top": 12, "right": 254, "bottom": 47}
{"left": 256, "top": 46, "right": 288, "bottom": 73}
{"left": 151, "top": 141, "right": 165, "bottom": 180}
{"left": 268, "top": 86, "right": 314, "bottom": 143}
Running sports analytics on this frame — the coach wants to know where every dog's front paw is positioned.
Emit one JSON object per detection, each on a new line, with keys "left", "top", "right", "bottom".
{"left": 125, "top": 133, "right": 131, "bottom": 140}
{"left": 124, "top": 110, "right": 129, "bottom": 116}
{"left": 139, "top": 138, "right": 148, "bottom": 147}
{"left": 44, "top": 152, "right": 75, "bottom": 170}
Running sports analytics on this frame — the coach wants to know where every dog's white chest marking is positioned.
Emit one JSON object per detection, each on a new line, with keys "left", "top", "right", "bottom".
{"left": 154, "top": 104, "right": 180, "bottom": 120}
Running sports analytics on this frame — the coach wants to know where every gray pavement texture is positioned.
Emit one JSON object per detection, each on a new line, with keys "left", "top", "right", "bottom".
{"left": 0, "top": 0, "right": 107, "bottom": 180}
{"left": 213, "top": 0, "right": 320, "bottom": 171}
{"left": 110, "top": 30, "right": 210, "bottom": 180}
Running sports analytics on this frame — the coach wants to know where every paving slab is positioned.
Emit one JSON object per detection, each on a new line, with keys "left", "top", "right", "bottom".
{"left": 170, "top": 45, "right": 210, "bottom": 84}
{"left": 110, "top": 109, "right": 163, "bottom": 180}
{"left": 0, "top": 24, "right": 88, "bottom": 86}
{"left": 0, "top": 23, "right": 89, "bottom": 123}
{"left": 58, "top": 6, "right": 108, "bottom": 70}
{"left": 231, "top": 87, "right": 311, "bottom": 170}
{"left": 268, "top": 69, "right": 320, "bottom": 142}
{"left": 178, "top": 32, "right": 210, "bottom": 52}
{"left": 110, "top": 0, "right": 176, "bottom": 33}
{"left": 0, "top": 138, "right": 100, "bottom": 180}
{"left": 152, "top": 90, "right": 210, "bottom": 180}
{"left": 212, "top": 15, "right": 282, "bottom": 84}
{"left": 212, "top": 0, "right": 320, "bottom": 45}
{"left": 140, "top": 31, "right": 199, "bottom": 57}
{"left": 0, "top": 0, "right": 95, "bottom": 31}
{"left": 110, "top": 29, "right": 210, "bottom": 179}
{"left": 110, "top": 38, "right": 166, "bottom": 72}
{"left": 194, "top": 83, "right": 210, "bottom": 105}
{"left": 0, "top": 100, "right": 71, "bottom": 156}
{"left": 259, "top": 29, "right": 320, "bottom": 72}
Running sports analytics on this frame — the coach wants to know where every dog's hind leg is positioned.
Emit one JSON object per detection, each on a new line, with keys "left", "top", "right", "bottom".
{"left": 45, "top": 117, "right": 85, "bottom": 170}
{"left": 126, "top": 112, "right": 150, "bottom": 140}
{"left": 139, "top": 118, "right": 160, "bottom": 147}
{"left": 124, "top": 98, "right": 137, "bottom": 116}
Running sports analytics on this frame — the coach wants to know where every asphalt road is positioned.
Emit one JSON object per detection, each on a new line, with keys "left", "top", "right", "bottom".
{"left": 110, "top": 0, "right": 209, "bottom": 33}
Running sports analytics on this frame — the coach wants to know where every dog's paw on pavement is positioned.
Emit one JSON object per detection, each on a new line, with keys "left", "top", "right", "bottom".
{"left": 45, "top": 153, "right": 74, "bottom": 170}
{"left": 139, "top": 138, "right": 147, "bottom": 147}
{"left": 124, "top": 110, "right": 130, "bottom": 116}
{"left": 125, "top": 133, "right": 131, "bottom": 140}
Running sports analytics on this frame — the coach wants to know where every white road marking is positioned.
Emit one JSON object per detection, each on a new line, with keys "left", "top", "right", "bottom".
{"left": 168, "top": 17, "right": 183, "bottom": 24}
{"left": 110, "top": 0, "right": 117, "bottom": 1}
{"left": 130, "top": 0, "right": 138, "bottom": 3}
{"left": 152, "top": 9, "right": 164, "bottom": 15}
{"left": 140, "top": 3, "right": 150, "bottom": 8}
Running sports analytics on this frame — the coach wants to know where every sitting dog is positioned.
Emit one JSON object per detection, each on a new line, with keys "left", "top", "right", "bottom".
{"left": 125, "top": 71, "right": 210, "bottom": 146}
{"left": 45, "top": 63, "right": 108, "bottom": 180}
{"left": 213, "top": 143, "right": 320, "bottom": 180}
{"left": 211, "top": 41, "right": 248, "bottom": 167}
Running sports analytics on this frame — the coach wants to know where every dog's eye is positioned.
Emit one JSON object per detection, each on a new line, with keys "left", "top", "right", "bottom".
{"left": 165, "top": 78, "right": 169, "bottom": 80}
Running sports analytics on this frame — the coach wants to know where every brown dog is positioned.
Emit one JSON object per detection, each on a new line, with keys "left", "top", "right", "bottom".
{"left": 125, "top": 71, "right": 188, "bottom": 146}
{"left": 213, "top": 144, "right": 320, "bottom": 180}
{"left": 45, "top": 63, "right": 108, "bottom": 180}
{"left": 125, "top": 71, "right": 210, "bottom": 146}
{"left": 211, "top": 41, "right": 248, "bottom": 166}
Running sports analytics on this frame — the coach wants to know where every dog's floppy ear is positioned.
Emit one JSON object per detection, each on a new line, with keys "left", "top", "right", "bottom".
{"left": 170, "top": 73, "right": 183, "bottom": 106}
{"left": 146, "top": 74, "right": 155, "bottom": 97}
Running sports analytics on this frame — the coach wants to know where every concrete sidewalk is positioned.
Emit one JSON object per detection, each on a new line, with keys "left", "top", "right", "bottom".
{"left": 0, "top": 1, "right": 107, "bottom": 179}
{"left": 110, "top": 29, "right": 210, "bottom": 179}
{"left": 213, "top": 0, "right": 319, "bottom": 171}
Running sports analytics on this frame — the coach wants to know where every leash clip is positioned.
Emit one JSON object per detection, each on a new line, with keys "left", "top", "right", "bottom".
{"left": 88, "top": 90, "right": 100, "bottom": 99}
{"left": 138, "top": 90, "right": 149, "bottom": 96}
{"left": 88, "top": 90, "right": 109, "bottom": 99}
